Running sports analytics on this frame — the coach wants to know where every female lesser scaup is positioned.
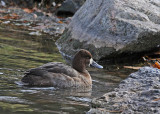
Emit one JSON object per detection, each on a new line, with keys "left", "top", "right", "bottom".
{"left": 21, "top": 49, "right": 103, "bottom": 88}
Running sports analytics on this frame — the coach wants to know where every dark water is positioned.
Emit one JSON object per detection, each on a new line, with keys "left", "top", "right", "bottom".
{"left": 0, "top": 26, "right": 131, "bottom": 114}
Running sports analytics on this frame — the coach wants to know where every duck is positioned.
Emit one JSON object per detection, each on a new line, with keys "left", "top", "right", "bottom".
{"left": 21, "top": 49, "right": 103, "bottom": 88}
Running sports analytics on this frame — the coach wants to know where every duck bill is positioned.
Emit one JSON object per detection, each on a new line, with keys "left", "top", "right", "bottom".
{"left": 90, "top": 59, "right": 103, "bottom": 69}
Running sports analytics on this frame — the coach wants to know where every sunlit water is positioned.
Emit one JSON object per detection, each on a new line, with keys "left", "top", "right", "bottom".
{"left": 0, "top": 26, "right": 133, "bottom": 114}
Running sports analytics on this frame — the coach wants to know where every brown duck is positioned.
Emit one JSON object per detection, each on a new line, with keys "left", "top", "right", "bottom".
{"left": 21, "top": 49, "right": 103, "bottom": 88}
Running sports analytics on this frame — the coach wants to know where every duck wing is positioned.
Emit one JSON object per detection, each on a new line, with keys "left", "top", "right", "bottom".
{"left": 24, "top": 62, "right": 79, "bottom": 78}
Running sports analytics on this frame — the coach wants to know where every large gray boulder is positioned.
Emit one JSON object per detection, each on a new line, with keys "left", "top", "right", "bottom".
{"left": 89, "top": 67, "right": 160, "bottom": 113}
{"left": 56, "top": 0, "right": 160, "bottom": 60}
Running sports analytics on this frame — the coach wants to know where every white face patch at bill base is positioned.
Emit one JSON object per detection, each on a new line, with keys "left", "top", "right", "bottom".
{"left": 90, "top": 58, "right": 93, "bottom": 65}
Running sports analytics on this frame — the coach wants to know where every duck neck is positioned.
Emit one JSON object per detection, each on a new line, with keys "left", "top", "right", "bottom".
{"left": 72, "top": 56, "right": 92, "bottom": 86}
{"left": 72, "top": 59, "right": 86, "bottom": 73}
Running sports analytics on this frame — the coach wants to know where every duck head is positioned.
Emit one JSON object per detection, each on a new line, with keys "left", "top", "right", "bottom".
{"left": 72, "top": 49, "right": 103, "bottom": 73}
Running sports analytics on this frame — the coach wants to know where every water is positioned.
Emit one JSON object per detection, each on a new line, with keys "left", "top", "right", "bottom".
{"left": 0, "top": 26, "right": 132, "bottom": 114}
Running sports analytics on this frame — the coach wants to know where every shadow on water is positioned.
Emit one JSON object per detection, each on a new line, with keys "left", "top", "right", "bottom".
{"left": 0, "top": 26, "right": 134, "bottom": 113}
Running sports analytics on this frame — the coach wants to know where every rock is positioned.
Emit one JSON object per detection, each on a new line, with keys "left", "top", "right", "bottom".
{"left": 88, "top": 67, "right": 160, "bottom": 113}
{"left": 4, "top": 0, "right": 34, "bottom": 8}
{"left": 56, "top": 0, "right": 160, "bottom": 61}
{"left": 29, "top": 31, "right": 42, "bottom": 36}
{"left": 0, "top": 6, "right": 66, "bottom": 36}
{"left": 56, "top": 0, "right": 86, "bottom": 17}
{"left": 0, "top": 1, "right": 6, "bottom": 7}
{"left": 3, "top": 0, "right": 64, "bottom": 9}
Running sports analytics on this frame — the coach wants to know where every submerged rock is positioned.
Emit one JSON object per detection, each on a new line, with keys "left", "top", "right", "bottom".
{"left": 89, "top": 67, "right": 160, "bottom": 113}
{"left": 56, "top": 0, "right": 160, "bottom": 60}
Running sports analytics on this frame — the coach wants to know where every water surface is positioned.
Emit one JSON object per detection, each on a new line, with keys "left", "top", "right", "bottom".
{"left": 0, "top": 26, "right": 132, "bottom": 114}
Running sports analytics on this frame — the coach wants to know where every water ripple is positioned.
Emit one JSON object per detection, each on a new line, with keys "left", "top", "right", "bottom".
{"left": 0, "top": 96, "right": 33, "bottom": 104}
